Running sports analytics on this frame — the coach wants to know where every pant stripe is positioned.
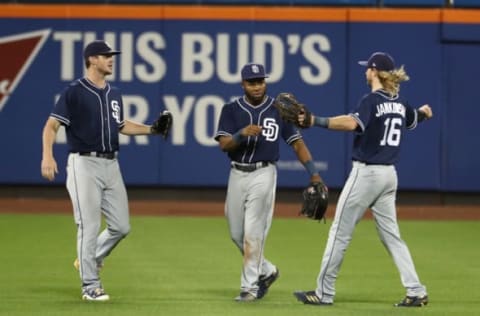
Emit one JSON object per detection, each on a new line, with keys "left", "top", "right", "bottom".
{"left": 319, "top": 167, "right": 360, "bottom": 297}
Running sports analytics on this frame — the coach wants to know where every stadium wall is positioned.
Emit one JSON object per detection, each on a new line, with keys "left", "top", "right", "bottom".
{"left": 0, "top": 5, "right": 479, "bottom": 191}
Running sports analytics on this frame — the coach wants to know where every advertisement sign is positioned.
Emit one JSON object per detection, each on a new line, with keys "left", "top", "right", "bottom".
{"left": 0, "top": 6, "right": 478, "bottom": 190}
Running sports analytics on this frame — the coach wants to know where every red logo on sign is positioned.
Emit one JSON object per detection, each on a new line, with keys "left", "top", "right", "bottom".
{"left": 0, "top": 29, "right": 51, "bottom": 112}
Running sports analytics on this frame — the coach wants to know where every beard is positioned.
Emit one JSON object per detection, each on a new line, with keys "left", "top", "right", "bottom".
{"left": 245, "top": 89, "right": 266, "bottom": 105}
{"left": 248, "top": 94, "right": 264, "bottom": 104}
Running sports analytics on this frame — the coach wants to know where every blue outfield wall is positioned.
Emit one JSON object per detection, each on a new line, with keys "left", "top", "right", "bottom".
{"left": 0, "top": 5, "right": 478, "bottom": 191}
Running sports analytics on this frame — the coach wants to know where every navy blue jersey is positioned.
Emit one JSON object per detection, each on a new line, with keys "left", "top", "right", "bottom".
{"left": 350, "top": 89, "right": 417, "bottom": 165}
{"left": 51, "top": 78, "right": 125, "bottom": 153}
{"left": 215, "top": 95, "right": 302, "bottom": 163}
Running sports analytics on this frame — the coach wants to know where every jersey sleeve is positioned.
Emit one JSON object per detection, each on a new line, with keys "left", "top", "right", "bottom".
{"left": 50, "top": 86, "right": 72, "bottom": 126}
{"left": 214, "top": 104, "right": 235, "bottom": 141}
{"left": 404, "top": 101, "right": 418, "bottom": 130}
{"left": 118, "top": 95, "right": 125, "bottom": 129}
{"left": 350, "top": 94, "right": 372, "bottom": 133}
{"left": 281, "top": 121, "right": 302, "bottom": 145}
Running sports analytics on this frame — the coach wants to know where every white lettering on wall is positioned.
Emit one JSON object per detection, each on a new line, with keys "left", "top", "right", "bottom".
{"left": 52, "top": 30, "right": 333, "bottom": 147}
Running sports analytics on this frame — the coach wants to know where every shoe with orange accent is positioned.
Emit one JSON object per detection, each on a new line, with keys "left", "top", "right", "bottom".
{"left": 394, "top": 295, "right": 428, "bottom": 307}
{"left": 73, "top": 258, "right": 103, "bottom": 272}
{"left": 293, "top": 290, "right": 333, "bottom": 305}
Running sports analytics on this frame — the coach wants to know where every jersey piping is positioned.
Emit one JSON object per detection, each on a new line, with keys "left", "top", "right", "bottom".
{"left": 79, "top": 79, "right": 112, "bottom": 152}
{"left": 50, "top": 113, "right": 70, "bottom": 126}
{"left": 236, "top": 100, "right": 255, "bottom": 163}
{"left": 251, "top": 99, "right": 273, "bottom": 163}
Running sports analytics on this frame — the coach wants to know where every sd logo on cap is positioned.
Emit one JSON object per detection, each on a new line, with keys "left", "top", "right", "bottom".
{"left": 241, "top": 63, "right": 269, "bottom": 81}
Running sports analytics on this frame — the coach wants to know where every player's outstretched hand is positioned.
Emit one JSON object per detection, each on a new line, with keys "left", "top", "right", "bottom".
{"left": 418, "top": 104, "right": 433, "bottom": 119}
{"left": 298, "top": 112, "right": 315, "bottom": 128}
{"left": 151, "top": 110, "right": 173, "bottom": 139}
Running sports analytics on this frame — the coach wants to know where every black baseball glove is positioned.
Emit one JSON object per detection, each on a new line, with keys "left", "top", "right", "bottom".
{"left": 300, "top": 182, "right": 329, "bottom": 221}
{"left": 151, "top": 110, "right": 173, "bottom": 139}
{"left": 274, "top": 92, "right": 312, "bottom": 128}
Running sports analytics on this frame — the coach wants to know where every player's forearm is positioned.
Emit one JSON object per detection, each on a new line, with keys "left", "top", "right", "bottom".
{"left": 42, "top": 130, "right": 56, "bottom": 159}
{"left": 329, "top": 115, "right": 358, "bottom": 131}
{"left": 219, "top": 126, "right": 261, "bottom": 152}
{"left": 42, "top": 118, "right": 59, "bottom": 159}
{"left": 313, "top": 115, "right": 357, "bottom": 131}
{"left": 293, "top": 140, "right": 313, "bottom": 164}
{"left": 292, "top": 139, "right": 322, "bottom": 182}
{"left": 120, "top": 120, "right": 152, "bottom": 135}
{"left": 218, "top": 135, "right": 241, "bottom": 152}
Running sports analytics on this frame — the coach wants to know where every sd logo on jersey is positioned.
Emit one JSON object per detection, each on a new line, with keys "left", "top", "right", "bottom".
{"left": 262, "top": 118, "right": 279, "bottom": 142}
{"left": 0, "top": 29, "right": 50, "bottom": 112}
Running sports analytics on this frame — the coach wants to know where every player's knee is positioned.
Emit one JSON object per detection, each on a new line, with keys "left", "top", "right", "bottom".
{"left": 110, "top": 223, "right": 130, "bottom": 237}
{"left": 118, "top": 224, "right": 131, "bottom": 237}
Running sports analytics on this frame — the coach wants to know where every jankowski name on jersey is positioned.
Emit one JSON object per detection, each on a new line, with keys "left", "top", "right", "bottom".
{"left": 375, "top": 102, "right": 405, "bottom": 117}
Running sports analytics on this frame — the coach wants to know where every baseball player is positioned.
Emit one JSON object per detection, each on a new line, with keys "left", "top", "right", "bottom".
{"left": 214, "top": 63, "right": 324, "bottom": 302}
{"left": 293, "top": 52, "right": 432, "bottom": 307}
{"left": 41, "top": 40, "right": 170, "bottom": 301}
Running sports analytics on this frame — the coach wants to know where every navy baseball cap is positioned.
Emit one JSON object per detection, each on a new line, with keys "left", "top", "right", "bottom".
{"left": 358, "top": 52, "right": 395, "bottom": 71}
{"left": 241, "top": 63, "right": 269, "bottom": 80}
{"left": 83, "top": 40, "right": 121, "bottom": 59}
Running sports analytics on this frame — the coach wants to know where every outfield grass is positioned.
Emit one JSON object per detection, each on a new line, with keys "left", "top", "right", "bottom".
{"left": 0, "top": 213, "right": 479, "bottom": 315}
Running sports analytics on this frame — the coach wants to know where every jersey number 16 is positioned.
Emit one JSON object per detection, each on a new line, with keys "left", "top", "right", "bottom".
{"left": 380, "top": 117, "right": 401, "bottom": 147}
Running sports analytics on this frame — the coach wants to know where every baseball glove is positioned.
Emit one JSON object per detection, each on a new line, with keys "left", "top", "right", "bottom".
{"left": 274, "top": 92, "right": 312, "bottom": 128}
{"left": 300, "top": 182, "right": 329, "bottom": 221}
{"left": 151, "top": 110, "right": 173, "bottom": 139}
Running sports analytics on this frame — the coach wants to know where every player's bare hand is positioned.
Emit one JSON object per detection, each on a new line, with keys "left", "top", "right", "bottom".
{"left": 418, "top": 104, "right": 433, "bottom": 119}
{"left": 298, "top": 111, "right": 314, "bottom": 127}
{"left": 41, "top": 157, "right": 58, "bottom": 181}
{"left": 310, "top": 174, "right": 325, "bottom": 186}
{"left": 242, "top": 124, "right": 262, "bottom": 136}
{"left": 298, "top": 112, "right": 305, "bottom": 126}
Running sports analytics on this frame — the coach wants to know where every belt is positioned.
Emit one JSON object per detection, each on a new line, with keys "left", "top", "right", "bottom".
{"left": 353, "top": 160, "right": 391, "bottom": 166}
{"left": 78, "top": 151, "right": 118, "bottom": 160}
{"left": 231, "top": 161, "right": 270, "bottom": 172}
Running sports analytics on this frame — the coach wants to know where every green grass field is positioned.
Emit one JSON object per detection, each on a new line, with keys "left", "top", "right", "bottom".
{"left": 1, "top": 213, "right": 479, "bottom": 316}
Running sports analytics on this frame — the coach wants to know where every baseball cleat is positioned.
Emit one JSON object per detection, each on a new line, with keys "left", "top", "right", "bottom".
{"left": 394, "top": 295, "right": 428, "bottom": 307}
{"left": 235, "top": 292, "right": 257, "bottom": 302}
{"left": 82, "top": 288, "right": 110, "bottom": 301}
{"left": 293, "top": 290, "right": 333, "bottom": 306}
{"left": 257, "top": 268, "right": 280, "bottom": 299}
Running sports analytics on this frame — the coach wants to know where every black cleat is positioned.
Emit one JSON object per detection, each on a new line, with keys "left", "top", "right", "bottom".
{"left": 293, "top": 290, "right": 333, "bottom": 306}
{"left": 257, "top": 268, "right": 280, "bottom": 299}
{"left": 394, "top": 295, "right": 428, "bottom": 307}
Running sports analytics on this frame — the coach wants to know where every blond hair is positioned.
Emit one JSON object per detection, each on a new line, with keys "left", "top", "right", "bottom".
{"left": 377, "top": 65, "right": 409, "bottom": 96}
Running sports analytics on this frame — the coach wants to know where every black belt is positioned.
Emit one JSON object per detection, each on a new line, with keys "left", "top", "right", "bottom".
{"left": 353, "top": 160, "right": 391, "bottom": 166}
{"left": 231, "top": 161, "right": 270, "bottom": 172}
{"left": 78, "top": 151, "right": 117, "bottom": 160}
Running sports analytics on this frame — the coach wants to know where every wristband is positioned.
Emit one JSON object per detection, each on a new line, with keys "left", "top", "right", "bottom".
{"left": 313, "top": 116, "right": 329, "bottom": 128}
{"left": 417, "top": 109, "right": 427, "bottom": 122}
{"left": 302, "top": 160, "right": 319, "bottom": 177}
{"left": 232, "top": 131, "right": 246, "bottom": 143}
